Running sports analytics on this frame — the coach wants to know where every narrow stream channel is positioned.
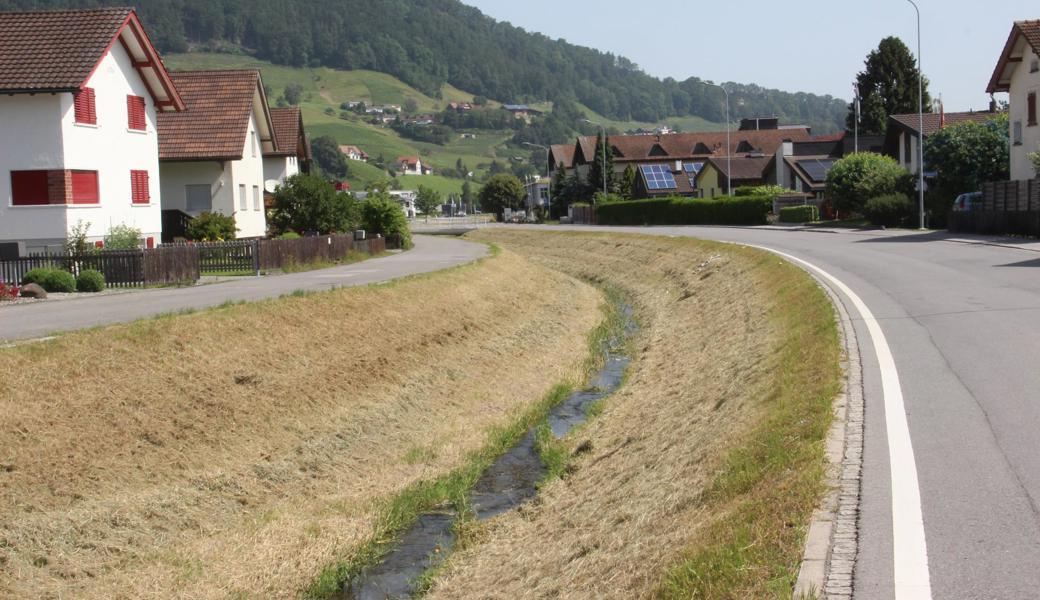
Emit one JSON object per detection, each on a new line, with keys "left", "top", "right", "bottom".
{"left": 343, "top": 306, "right": 636, "bottom": 600}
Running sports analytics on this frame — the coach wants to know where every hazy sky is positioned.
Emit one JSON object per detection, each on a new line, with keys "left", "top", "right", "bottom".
{"left": 464, "top": 0, "right": 1034, "bottom": 111}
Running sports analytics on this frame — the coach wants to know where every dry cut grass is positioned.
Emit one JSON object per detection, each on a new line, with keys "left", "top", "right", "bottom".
{"left": 0, "top": 247, "right": 603, "bottom": 599}
{"left": 424, "top": 230, "right": 841, "bottom": 599}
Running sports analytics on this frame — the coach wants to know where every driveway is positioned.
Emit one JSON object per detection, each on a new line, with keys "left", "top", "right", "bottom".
{"left": 0, "top": 234, "right": 488, "bottom": 343}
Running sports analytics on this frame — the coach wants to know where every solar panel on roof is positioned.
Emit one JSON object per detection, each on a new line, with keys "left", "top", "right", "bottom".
{"left": 683, "top": 162, "right": 704, "bottom": 174}
{"left": 640, "top": 164, "right": 677, "bottom": 190}
{"left": 798, "top": 159, "right": 837, "bottom": 183}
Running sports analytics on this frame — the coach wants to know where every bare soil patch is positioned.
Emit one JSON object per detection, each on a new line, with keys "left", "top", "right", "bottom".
{"left": 0, "top": 248, "right": 601, "bottom": 599}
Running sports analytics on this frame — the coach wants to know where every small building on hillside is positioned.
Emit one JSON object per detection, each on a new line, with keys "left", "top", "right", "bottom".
{"left": 157, "top": 69, "right": 276, "bottom": 240}
{"left": 263, "top": 106, "right": 310, "bottom": 191}
{"left": 503, "top": 104, "right": 542, "bottom": 122}
{"left": 395, "top": 156, "right": 428, "bottom": 176}
{"left": 987, "top": 19, "right": 1040, "bottom": 180}
{"left": 0, "top": 7, "right": 184, "bottom": 253}
{"left": 339, "top": 145, "right": 368, "bottom": 161}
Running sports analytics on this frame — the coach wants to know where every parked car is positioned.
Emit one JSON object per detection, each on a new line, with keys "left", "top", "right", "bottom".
{"left": 952, "top": 192, "right": 982, "bottom": 212}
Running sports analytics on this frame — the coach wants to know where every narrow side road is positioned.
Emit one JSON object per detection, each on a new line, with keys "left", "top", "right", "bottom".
{"left": 0, "top": 235, "right": 487, "bottom": 343}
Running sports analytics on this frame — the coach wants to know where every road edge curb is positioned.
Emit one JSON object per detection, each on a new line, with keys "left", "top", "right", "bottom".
{"left": 792, "top": 274, "right": 864, "bottom": 600}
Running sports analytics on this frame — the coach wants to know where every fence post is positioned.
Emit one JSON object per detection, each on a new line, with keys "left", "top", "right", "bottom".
{"left": 252, "top": 239, "right": 261, "bottom": 277}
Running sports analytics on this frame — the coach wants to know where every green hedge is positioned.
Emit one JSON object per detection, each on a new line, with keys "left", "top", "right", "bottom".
{"left": 595, "top": 196, "right": 772, "bottom": 226}
{"left": 76, "top": 269, "right": 106, "bottom": 293}
{"left": 863, "top": 193, "right": 913, "bottom": 227}
{"left": 22, "top": 267, "right": 76, "bottom": 293}
{"left": 778, "top": 205, "right": 819, "bottom": 223}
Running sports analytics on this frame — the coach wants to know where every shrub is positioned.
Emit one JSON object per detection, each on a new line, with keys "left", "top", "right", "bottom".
{"left": 75, "top": 269, "right": 106, "bottom": 292}
{"left": 104, "top": 223, "right": 142, "bottom": 249}
{"left": 595, "top": 195, "right": 772, "bottom": 226}
{"left": 362, "top": 196, "right": 412, "bottom": 248}
{"left": 779, "top": 205, "right": 819, "bottom": 223}
{"left": 734, "top": 185, "right": 786, "bottom": 199}
{"left": 863, "top": 193, "right": 913, "bottom": 227}
{"left": 22, "top": 267, "right": 76, "bottom": 293}
{"left": 278, "top": 231, "right": 301, "bottom": 240}
{"left": 186, "top": 211, "right": 237, "bottom": 241}
{"left": 270, "top": 172, "right": 359, "bottom": 234}
{"left": 825, "top": 153, "right": 914, "bottom": 213}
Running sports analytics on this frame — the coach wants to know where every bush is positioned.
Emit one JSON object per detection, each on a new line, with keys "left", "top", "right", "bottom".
{"left": 22, "top": 267, "right": 76, "bottom": 293}
{"left": 362, "top": 196, "right": 412, "bottom": 249}
{"left": 104, "top": 223, "right": 141, "bottom": 249}
{"left": 75, "top": 269, "right": 106, "bottom": 292}
{"left": 734, "top": 185, "right": 786, "bottom": 199}
{"left": 270, "top": 172, "right": 359, "bottom": 234}
{"left": 863, "top": 193, "right": 913, "bottom": 227}
{"left": 278, "top": 231, "right": 301, "bottom": 240}
{"left": 779, "top": 205, "right": 819, "bottom": 223}
{"left": 186, "top": 211, "right": 237, "bottom": 241}
{"left": 825, "top": 153, "right": 914, "bottom": 214}
{"left": 595, "top": 195, "right": 772, "bottom": 226}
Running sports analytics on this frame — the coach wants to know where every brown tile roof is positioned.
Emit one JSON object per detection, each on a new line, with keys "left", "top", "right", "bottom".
{"left": 267, "top": 106, "right": 303, "bottom": 156}
{"left": 0, "top": 7, "right": 183, "bottom": 109}
{"left": 549, "top": 144, "right": 577, "bottom": 169}
{"left": 572, "top": 127, "right": 811, "bottom": 165}
{"left": 889, "top": 110, "right": 1001, "bottom": 137}
{"left": 397, "top": 156, "right": 420, "bottom": 165}
{"left": 988, "top": 20, "right": 1040, "bottom": 93}
{"left": 158, "top": 70, "right": 266, "bottom": 161}
{"left": 703, "top": 155, "right": 774, "bottom": 182}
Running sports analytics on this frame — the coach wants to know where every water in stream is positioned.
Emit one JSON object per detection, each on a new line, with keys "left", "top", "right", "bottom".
{"left": 344, "top": 307, "right": 635, "bottom": 600}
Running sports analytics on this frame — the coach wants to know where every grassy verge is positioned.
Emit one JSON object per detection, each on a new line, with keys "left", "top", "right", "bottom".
{"left": 657, "top": 252, "right": 841, "bottom": 599}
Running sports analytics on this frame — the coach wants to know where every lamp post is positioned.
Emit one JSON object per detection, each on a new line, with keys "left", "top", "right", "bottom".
{"left": 906, "top": 0, "right": 926, "bottom": 229}
{"left": 696, "top": 81, "right": 732, "bottom": 196}
{"left": 522, "top": 141, "right": 551, "bottom": 216}
{"left": 581, "top": 119, "right": 608, "bottom": 199}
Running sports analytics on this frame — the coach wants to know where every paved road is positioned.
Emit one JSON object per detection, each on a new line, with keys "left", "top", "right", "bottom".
{"left": 517, "top": 224, "right": 1040, "bottom": 600}
{"left": 0, "top": 234, "right": 487, "bottom": 343}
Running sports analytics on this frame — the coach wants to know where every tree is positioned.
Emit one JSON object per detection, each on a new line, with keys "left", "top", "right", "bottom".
{"left": 270, "top": 172, "right": 359, "bottom": 234}
{"left": 362, "top": 184, "right": 412, "bottom": 248}
{"left": 311, "top": 135, "right": 349, "bottom": 178}
{"left": 619, "top": 164, "right": 637, "bottom": 199}
{"left": 478, "top": 174, "right": 525, "bottom": 219}
{"left": 588, "top": 132, "right": 616, "bottom": 194}
{"left": 825, "top": 152, "right": 914, "bottom": 213}
{"left": 848, "top": 37, "right": 931, "bottom": 135}
{"left": 415, "top": 185, "right": 442, "bottom": 220}
{"left": 185, "top": 211, "right": 237, "bottom": 241}
{"left": 283, "top": 83, "right": 303, "bottom": 106}
{"left": 461, "top": 179, "right": 475, "bottom": 209}
{"left": 403, "top": 97, "right": 419, "bottom": 114}
{"left": 925, "top": 115, "right": 1009, "bottom": 197}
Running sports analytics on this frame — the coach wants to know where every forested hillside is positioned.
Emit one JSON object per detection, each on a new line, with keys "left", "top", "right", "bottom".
{"left": 0, "top": 0, "right": 848, "bottom": 132}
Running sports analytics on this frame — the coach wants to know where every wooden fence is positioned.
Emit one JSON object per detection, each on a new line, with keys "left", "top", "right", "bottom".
{"left": 948, "top": 180, "right": 1040, "bottom": 237}
{"left": 0, "top": 246, "right": 201, "bottom": 287}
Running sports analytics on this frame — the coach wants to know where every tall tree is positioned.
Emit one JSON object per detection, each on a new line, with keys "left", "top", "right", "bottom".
{"left": 588, "top": 133, "right": 616, "bottom": 195}
{"left": 415, "top": 185, "right": 442, "bottom": 220}
{"left": 478, "top": 174, "right": 525, "bottom": 220}
{"left": 310, "top": 135, "right": 349, "bottom": 178}
{"left": 461, "top": 179, "right": 475, "bottom": 209}
{"left": 848, "top": 37, "right": 931, "bottom": 135}
{"left": 925, "top": 114, "right": 1009, "bottom": 214}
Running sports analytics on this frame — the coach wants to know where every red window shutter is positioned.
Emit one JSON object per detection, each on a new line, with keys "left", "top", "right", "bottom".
{"left": 130, "top": 170, "right": 149, "bottom": 204}
{"left": 10, "top": 171, "right": 49, "bottom": 205}
{"left": 70, "top": 171, "right": 99, "bottom": 204}
{"left": 1029, "top": 93, "right": 1037, "bottom": 127}
{"left": 127, "top": 95, "right": 146, "bottom": 130}
{"left": 74, "top": 88, "right": 96, "bottom": 125}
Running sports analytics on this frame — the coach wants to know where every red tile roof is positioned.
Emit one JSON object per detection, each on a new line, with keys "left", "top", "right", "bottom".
{"left": 988, "top": 20, "right": 1040, "bottom": 93}
{"left": 158, "top": 70, "right": 269, "bottom": 161}
{"left": 0, "top": 7, "right": 182, "bottom": 109}
{"left": 267, "top": 106, "right": 304, "bottom": 157}
{"left": 572, "top": 128, "right": 811, "bottom": 165}
{"left": 889, "top": 110, "right": 1001, "bottom": 137}
{"left": 397, "top": 156, "right": 420, "bottom": 165}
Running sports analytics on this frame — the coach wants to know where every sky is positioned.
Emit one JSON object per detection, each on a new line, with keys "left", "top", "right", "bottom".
{"left": 464, "top": 0, "right": 1035, "bottom": 112}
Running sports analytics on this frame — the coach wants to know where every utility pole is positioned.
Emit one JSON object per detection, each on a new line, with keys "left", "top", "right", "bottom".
{"left": 907, "top": 0, "right": 926, "bottom": 229}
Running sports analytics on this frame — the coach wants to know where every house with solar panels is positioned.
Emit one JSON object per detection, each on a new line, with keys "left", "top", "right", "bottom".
{"left": 0, "top": 7, "right": 184, "bottom": 254}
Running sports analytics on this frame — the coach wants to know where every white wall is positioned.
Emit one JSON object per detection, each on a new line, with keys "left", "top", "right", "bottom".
{"left": 262, "top": 155, "right": 298, "bottom": 187}
{"left": 228, "top": 112, "right": 267, "bottom": 237}
{"left": 1009, "top": 45, "right": 1040, "bottom": 180}
{"left": 158, "top": 161, "right": 225, "bottom": 214}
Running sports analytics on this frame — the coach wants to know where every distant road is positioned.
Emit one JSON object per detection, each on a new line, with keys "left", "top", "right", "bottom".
{"left": 0, "top": 235, "right": 487, "bottom": 343}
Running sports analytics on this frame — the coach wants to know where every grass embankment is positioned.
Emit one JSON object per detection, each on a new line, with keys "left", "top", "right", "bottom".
{"left": 424, "top": 230, "right": 842, "bottom": 599}
{"left": 0, "top": 247, "right": 602, "bottom": 599}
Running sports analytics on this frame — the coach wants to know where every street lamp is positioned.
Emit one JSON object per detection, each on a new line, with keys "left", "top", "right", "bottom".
{"left": 581, "top": 118, "right": 608, "bottom": 199}
{"left": 906, "top": 0, "right": 926, "bottom": 229}
{"left": 522, "top": 141, "right": 551, "bottom": 216}
{"left": 695, "top": 81, "right": 732, "bottom": 196}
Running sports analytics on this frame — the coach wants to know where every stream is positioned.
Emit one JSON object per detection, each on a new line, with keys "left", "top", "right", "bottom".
{"left": 343, "top": 306, "right": 636, "bottom": 600}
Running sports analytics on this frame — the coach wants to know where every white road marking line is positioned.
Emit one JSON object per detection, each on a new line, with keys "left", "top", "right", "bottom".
{"left": 750, "top": 245, "right": 933, "bottom": 600}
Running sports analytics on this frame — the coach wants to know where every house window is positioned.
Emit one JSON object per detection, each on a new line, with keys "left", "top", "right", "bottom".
{"left": 10, "top": 170, "right": 50, "bottom": 205}
{"left": 127, "top": 95, "right": 146, "bottom": 131}
{"left": 70, "top": 171, "right": 99, "bottom": 204}
{"left": 185, "top": 184, "right": 211, "bottom": 213}
{"left": 1031, "top": 59, "right": 1039, "bottom": 73}
{"left": 130, "top": 170, "right": 150, "bottom": 204}
{"left": 251, "top": 131, "right": 257, "bottom": 157}
{"left": 1014, "top": 120, "right": 1024, "bottom": 145}
{"left": 74, "top": 88, "right": 97, "bottom": 125}
{"left": 239, "top": 184, "right": 247, "bottom": 211}
{"left": 1029, "top": 92, "right": 1038, "bottom": 127}
{"left": 252, "top": 185, "right": 260, "bottom": 210}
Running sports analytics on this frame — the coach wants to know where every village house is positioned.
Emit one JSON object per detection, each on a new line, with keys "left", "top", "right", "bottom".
{"left": 884, "top": 109, "right": 1002, "bottom": 176}
{"left": 0, "top": 7, "right": 184, "bottom": 254}
{"left": 395, "top": 156, "right": 431, "bottom": 175}
{"left": 157, "top": 69, "right": 275, "bottom": 240}
{"left": 503, "top": 104, "right": 542, "bottom": 123}
{"left": 339, "top": 145, "right": 369, "bottom": 161}
{"left": 988, "top": 20, "right": 1040, "bottom": 180}
{"left": 263, "top": 106, "right": 311, "bottom": 192}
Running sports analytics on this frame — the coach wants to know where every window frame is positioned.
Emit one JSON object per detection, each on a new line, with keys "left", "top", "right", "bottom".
{"left": 70, "top": 170, "right": 100, "bottom": 205}
{"left": 130, "top": 170, "right": 150, "bottom": 204}
{"left": 1028, "top": 92, "right": 1038, "bottom": 127}
{"left": 127, "top": 95, "right": 147, "bottom": 131}
{"left": 10, "top": 170, "right": 51, "bottom": 206}
{"left": 239, "top": 184, "right": 247, "bottom": 211}
{"left": 74, "top": 87, "right": 97, "bottom": 126}
{"left": 252, "top": 185, "right": 261, "bottom": 211}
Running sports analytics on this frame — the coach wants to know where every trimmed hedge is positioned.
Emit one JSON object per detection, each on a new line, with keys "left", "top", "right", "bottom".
{"left": 76, "top": 269, "right": 106, "bottom": 293}
{"left": 779, "top": 205, "right": 819, "bottom": 223}
{"left": 22, "top": 267, "right": 76, "bottom": 293}
{"left": 596, "top": 196, "right": 772, "bottom": 226}
{"left": 863, "top": 193, "right": 913, "bottom": 227}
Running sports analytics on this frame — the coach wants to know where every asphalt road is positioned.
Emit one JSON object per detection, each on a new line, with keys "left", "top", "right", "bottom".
{"left": 0, "top": 234, "right": 488, "bottom": 343}
{"left": 518, "top": 224, "right": 1040, "bottom": 600}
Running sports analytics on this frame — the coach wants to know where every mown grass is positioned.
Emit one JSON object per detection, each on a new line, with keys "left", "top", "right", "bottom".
{"left": 657, "top": 252, "right": 841, "bottom": 599}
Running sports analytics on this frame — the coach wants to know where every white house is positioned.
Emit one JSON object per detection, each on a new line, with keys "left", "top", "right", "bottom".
{"left": 339, "top": 145, "right": 368, "bottom": 162}
{"left": 988, "top": 20, "right": 1040, "bottom": 180}
{"left": 157, "top": 69, "right": 275, "bottom": 239}
{"left": 0, "top": 7, "right": 184, "bottom": 253}
{"left": 396, "top": 156, "right": 428, "bottom": 176}
{"left": 263, "top": 106, "right": 311, "bottom": 192}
